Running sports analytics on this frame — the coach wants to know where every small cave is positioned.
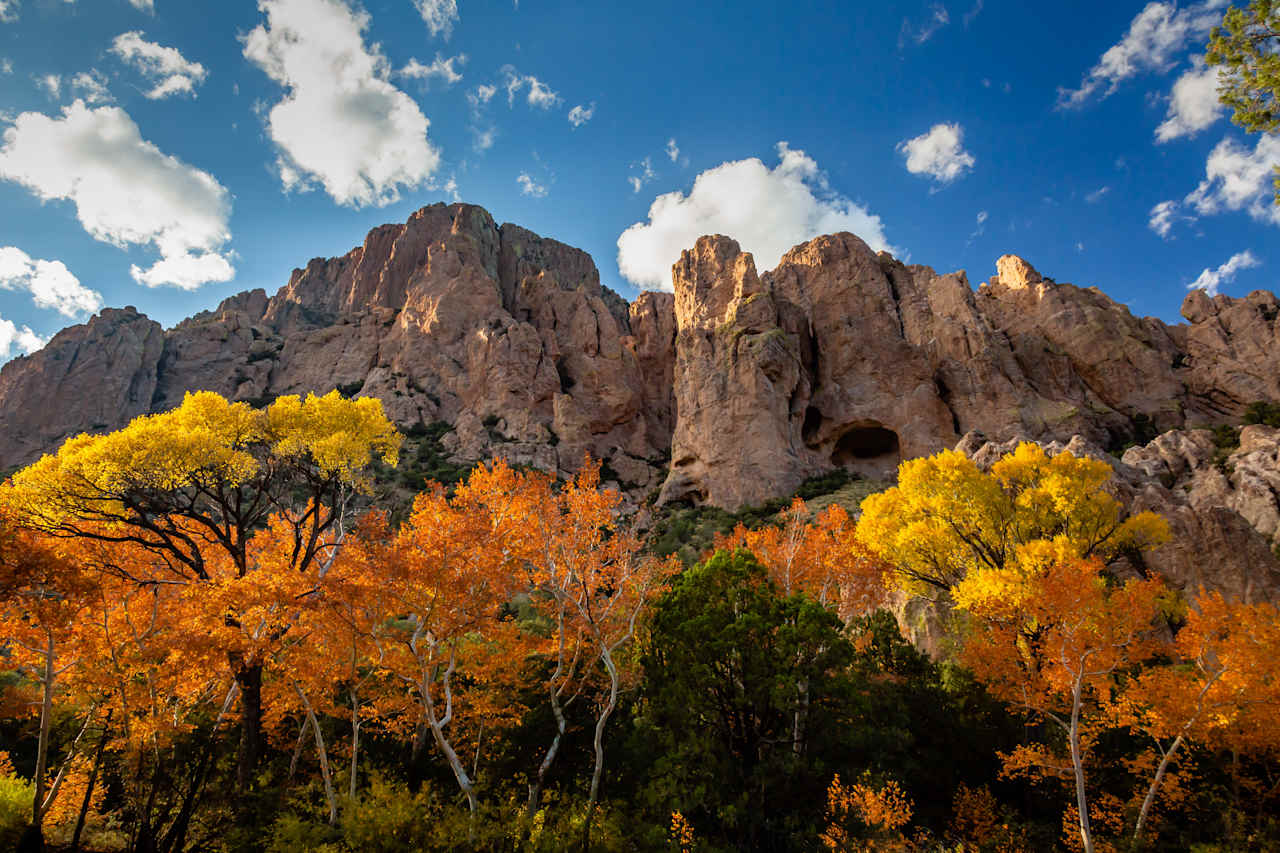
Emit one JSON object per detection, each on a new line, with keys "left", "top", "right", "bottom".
{"left": 555, "top": 358, "right": 575, "bottom": 394}
{"left": 831, "top": 425, "right": 901, "bottom": 478}
{"left": 801, "top": 405, "right": 824, "bottom": 446}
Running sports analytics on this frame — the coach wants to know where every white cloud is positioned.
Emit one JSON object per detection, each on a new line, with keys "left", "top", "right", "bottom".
{"left": 1155, "top": 57, "right": 1224, "bottom": 142}
{"left": 110, "top": 31, "right": 207, "bottom": 99}
{"left": 1189, "top": 250, "right": 1260, "bottom": 295}
{"left": 413, "top": 0, "right": 458, "bottom": 39}
{"left": 1149, "top": 200, "right": 1180, "bottom": 237}
{"left": 517, "top": 172, "right": 546, "bottom": 198}
{"left": 1, "top": 59, "right": 12, "bottom": 75}
{"left": 501, "top": 65, "right": 559, "bottom": 109}
{"left": 1184, "top": 133, "right": 1280, "bottom": 226}
{"left": 968, "top": 209, "right": 988, "bottom": 242}
{"left": 466, "top": 83, "right": 497, "bottom": 150}
{"left": 1057, "top": 0, "right": 1226, "bottom": 108}
{"left": 897, "top": 122, "right": 975, "bottom": 184}
{"left": 1085, "top": 186, "right": 1111, "bottom": 203}
{"left": 0, "top": 315, "right": 45, "bottom": 363}
{"left": 128, "top": 0, "right": 155, "bottom": 11}
{"left": 666, "top": 137, "right": 679, "bottom": 162}
{"left": 70, "top": 71, "right": 111, "bottom": 104}
{"left": 617, "top": 141, "right": 897, "bottom": 291}
{"left": 0, "top": 246, "right": 102, "bottom": 316}
{"left": 0, "top": 100, "right": 234, "bottom": 289}
{"left": 963, "top": 0, "right": 984, "bottom": 27}
{"left": 899, "top": 2, "right": 949, "bottom": 48}
{"left": 1076, "top": 241, "right": 1085, "bottom": 252}
{"left": 628, "top": 156, "right": 655, "bottom": 193}
{"left": 0, "top": 1, "right": 16, "bottom": 23}
{"left": 401, "top": 52, "right": 464, "bottom": 88}
{"left": 37, "top": 74, "right": 61, "bottom": 99}
{"left": 243, "top": 0, "right": 441, "bottom": 207}
{"left": 567, "top": 102, "right": 594, "bottom": 127}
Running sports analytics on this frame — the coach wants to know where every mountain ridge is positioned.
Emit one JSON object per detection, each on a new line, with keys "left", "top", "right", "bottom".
{"left": 2, "top": 200, "right": 1279, "bottom": 601}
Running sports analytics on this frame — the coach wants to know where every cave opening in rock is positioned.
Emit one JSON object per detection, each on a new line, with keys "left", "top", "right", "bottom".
{"left": 831, "top": 425, "right": 900, "bottom": 476}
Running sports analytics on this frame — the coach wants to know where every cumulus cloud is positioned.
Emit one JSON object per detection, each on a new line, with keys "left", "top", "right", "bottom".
{"left": 128, "top": 0, "right": 155, "bottom": 11}
{"left": 0, "top": 315, "right": 44, "bottom": 363}
{"left": 36, "top": 74, "right": 61, "bottom": 99}
{"left": 1, "top": 59, "right": 12, "bottom": 75}
{"left": 1085, "top": 186, "right": 1111, "bottom": 203}
{"left": 897, "top": 122, "right": 975, "bottom": 184}
{"left": 243, "top": 0, "right": 441, "bottom": 207}
{"left": 0, "top": 100, "right": 234, "bottom": 289}
{"left": 413, "top": 0, "right": 458, "bottom": 39}
{"left": 616, "top": 142, "right": 897, "bottom": 291}
{"left": 1189, "top": 250, "right": 1260, "bottom": 296}
{"left": 1057, "top": 0, "right": 1226, "bottom": 108}
{"left": 0, "top": 1, "right": 16, "bottom": 24}
{"left": 517, "top": 172, "right": 546, "bottom": 198}
{"left": 70, "top": 71, "right": 111, "bottom": 104}
{"left": 899, "top": 3, "right": 949, "bottom": 48}
{"left": 0, "top": 246, "right": 102, "bottom": 316}
{"left": 501, "top": 66, "right": 559, "bottom": 109}
{"left": 666, "top": 138, "right": 679, "bottom": 162}
{"left": 1184, "top": 133, "right": 1280, "bottom": 226}
{"left": 1149, "top": 200, "right": 1180, "bottom": 237}
{"left": 1155, "top": 57, "right": 1224, "bottom": 142}
{"left": 567, "top": 102, "right": 594, "bottom": 127}
{"left": 110, "top": 31, "right": 207, "bottom": 99}
{"left": 628, "top": 156, "right": 655, "bottom": 193}
{"left": 401, "top": 52, "right": 465, "bottom": 88}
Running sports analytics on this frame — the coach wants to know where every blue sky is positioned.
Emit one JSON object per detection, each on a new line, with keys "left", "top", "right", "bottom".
{"left": 0, "top": 0, "right": 1275, "bottom": 361}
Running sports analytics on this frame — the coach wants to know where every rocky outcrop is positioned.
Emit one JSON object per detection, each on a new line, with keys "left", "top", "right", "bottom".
{"left": 0, "top": 307, "right": 163, "bottom": 469}
{"left": 655, "top": 239, "right": 1280, "bottom": 511}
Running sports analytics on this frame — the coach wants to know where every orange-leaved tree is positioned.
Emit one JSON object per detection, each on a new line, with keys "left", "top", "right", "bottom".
{"left": 363, "top": 461, "right": 530, "bottom": 821}
{"left": 955, "top": 555, "right": 1172, "bottom": 853}
{"left": 718, "top": 497, "right": 887, "bottom": 620}
{"left": 500, "top": 459, "right": 669, "bottom": 819}
{"left": 0, "top": 515, "right": 99, "bottom": 849}
{"left": 1117, "top": 589, "right": 1280, "bottom": 844}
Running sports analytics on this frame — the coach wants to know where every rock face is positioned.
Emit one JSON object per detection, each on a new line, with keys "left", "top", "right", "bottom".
{"left": 0, "top": 307, "right": 163, "bottom": 469}
{"left": 3, "top": 202, "right": 1280, "bottom": 599}
{"left": 658, "top": 238, "right": 1280, "bottom": 510}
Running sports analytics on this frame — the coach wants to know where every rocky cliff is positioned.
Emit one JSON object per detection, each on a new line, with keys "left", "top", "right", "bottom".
{"left": 2, "top": 202, "right": 1279, "bottom": 598}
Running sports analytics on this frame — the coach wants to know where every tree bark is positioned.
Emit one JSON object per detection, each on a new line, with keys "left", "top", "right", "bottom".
{"left": 1068, "top": 676, "right": 1094, "bottom": 853}
{"left": 234, "top": 663, "right": 264, "bottom": 793}
{"left": 70, "top": 709, "right": 113, "bottom": 853}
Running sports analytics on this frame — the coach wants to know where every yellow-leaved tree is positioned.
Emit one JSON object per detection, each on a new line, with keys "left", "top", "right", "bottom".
{"left": 857, "top": 442, "right": 1169, "bottom": 597}
{"left": 0, "top": 390, "right": 401, "bottom": 788}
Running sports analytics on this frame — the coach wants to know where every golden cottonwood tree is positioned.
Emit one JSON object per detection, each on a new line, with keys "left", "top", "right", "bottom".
{"left": 858, "top": 443, "right": 1168, "bottom": 595}
{"left": 1, "top": 390, "right": 401, "bottom": 786}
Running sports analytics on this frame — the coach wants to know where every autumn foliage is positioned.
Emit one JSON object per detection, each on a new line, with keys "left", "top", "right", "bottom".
{"left": 1, "top": 398, "right": 1279, "bottom": 852}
